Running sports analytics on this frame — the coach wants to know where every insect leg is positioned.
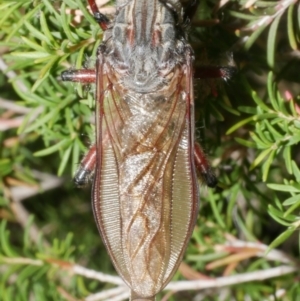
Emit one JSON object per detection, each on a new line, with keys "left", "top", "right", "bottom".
{"left": 194, "top": 65, "right": 236, "bottom": 80}
{"left": 61, "top": 68, "right": 97, "bottom": 186}
{"left": 183, "top": 0, "right": 199, "bottom": 23}
{"left": 194, "top": 64, "right": 236, "bottom": 97}
{"left": 60, "top": 68, "right": 96, "bottom": 186}
{"left": 87, "top": 0, "right": 110, "bottom": 31}
{"left": 61, "top": 69, "right": 96, "bottom": 84}
{"left": 74, "top": 144, "right": 97, "bottom": 187}
{"left": 194, "top": 143, "right": 217, "bottom": 188}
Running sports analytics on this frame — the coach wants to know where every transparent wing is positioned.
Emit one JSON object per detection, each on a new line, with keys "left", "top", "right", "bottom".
{"left": 92, "top": 53, "right": 198, "bottom": 298}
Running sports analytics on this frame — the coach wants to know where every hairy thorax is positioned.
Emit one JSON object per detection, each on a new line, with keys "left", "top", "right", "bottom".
{"left": 101, "top": 0, "right": 186, "bottom": 93}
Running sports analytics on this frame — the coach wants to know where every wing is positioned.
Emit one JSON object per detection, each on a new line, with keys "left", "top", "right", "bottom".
{"left": 92, "top": 51, "right": 198, "bottom": 298}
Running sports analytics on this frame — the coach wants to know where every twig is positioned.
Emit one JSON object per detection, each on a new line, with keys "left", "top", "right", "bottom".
{"left": 85, "top": 287, "right": 129, "bottom": 301}
{"left": 73, "top": 264, "right": 125, "bottom": 286}
{"left": 9, "top": 170, "right": 65, "bottom": 202}
{"left": 166, "top": 265, "right": 298, "bottom": 291}
{"left": 105, "top": 291, "right": 131, "bottom": 301}
{"left": 220, "top": 238, "right": 295, "bottom": 264}
{"left": 10, "top": 201, "right": 48, "bottom": 246}
{"left": 57, "top": 286, "right": 80, "bottom": 301}
{"left": 0, "top": 57, "right": 28, "bottom": 93}
{"left": 2, "top": 255, "right": 297, "bottom": 298}
{"left": 0, "top": 116, "right": 25, "bottom": 130}
{"left": 72, "top": 263, "right": 298, "bottom": 294}
{"left": 0, "top": 97, "right": 31, "bottom": 114}
{"left": 7, "top": 170, "right": 64, "bottom": 246}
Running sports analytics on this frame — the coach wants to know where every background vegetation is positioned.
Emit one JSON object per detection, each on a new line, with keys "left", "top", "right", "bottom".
{"left": 0, "top": 0, "right": 299, "bottom": 300}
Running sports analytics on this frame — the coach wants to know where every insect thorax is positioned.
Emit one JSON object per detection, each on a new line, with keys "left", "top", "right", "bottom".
{"left": 101, "top": 0, "right": 189, "bottom": 93}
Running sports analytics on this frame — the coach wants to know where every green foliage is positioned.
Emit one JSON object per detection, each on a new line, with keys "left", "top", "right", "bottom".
{"left": 1, "top": 0, "right": 300, "bottom": 300}
{"left": 0, "top": 219, "right": 77, "bottom": 301}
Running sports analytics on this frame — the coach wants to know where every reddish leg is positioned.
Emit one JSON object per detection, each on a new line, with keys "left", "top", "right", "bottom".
{"left": 193, "top": 65, "right": 236, "bottom": 180}
{"left": 184, "top": 0, "right": 236, "bottom": 82}
{"left": 87, "top": 0, "right": 110, "bottom": 30}
{"left": 61, "top": 0, "right": 110, "bottom": 83}
{"left": 61, "top": 1, "right": 105, "bottom": 185}
{"left": 61, "top": 69, "right": 96, "bottom": 83}
{"left": 61, "top": 68, "right": 97, "bottom": 186}
{"left": 194, "top": 65, "right": 235, "bottom": 80}
{"left": 185, "top": 0, "right": 232, "bottom": 187}
{"left": 61, "top": 69, "right": 96, "bottom": 186}
{"left": 74, "top": 145, "right": 97, "bottom": 187}
{"left": 194, "top": 143, "right": 217, "bottom": 188}
{"left": 194, "top": 65, "right": 236, "bottom": 97}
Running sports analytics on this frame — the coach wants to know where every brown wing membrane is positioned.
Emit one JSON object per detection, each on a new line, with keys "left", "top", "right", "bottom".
{"left": 92, "top": 52, "right": 198, "bottom": 298}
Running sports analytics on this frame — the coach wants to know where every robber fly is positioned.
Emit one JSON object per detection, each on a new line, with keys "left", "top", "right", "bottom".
{"left": 62, "top": 0, "right": 232, "bottom": 300}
